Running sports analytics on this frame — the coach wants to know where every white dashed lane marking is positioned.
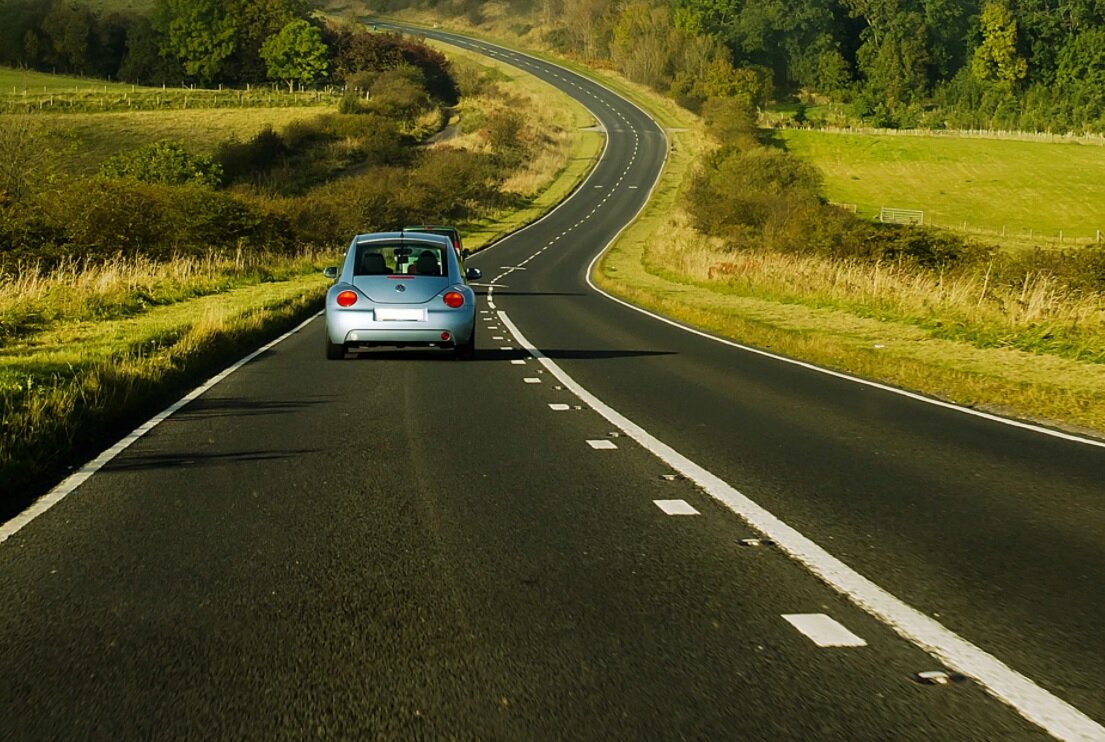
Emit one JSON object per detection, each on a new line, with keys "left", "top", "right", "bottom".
{"left": 587, "top": 440, "right": 618, "bottom": 450}
{"left": 523, "top": 378, "right": 541, "bottom": 384}
{"left": 510, "top": 359, "right": 526, "bottom": 365}
{"left": 654, "top": 499, "right": 699, "bottom": 516}
{"left": 783, "top": 614, "right": 868, "bottom": 648}
{"left": 549, "top": 404, "right": 571, "bottom": 411}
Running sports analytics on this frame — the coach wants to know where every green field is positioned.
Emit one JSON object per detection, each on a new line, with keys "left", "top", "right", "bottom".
{"left": 7, "top": 106, "right": 335, "bottom": 175}
{"left": 780, "top": 130, "right": 1105, "bottom": 245}
{"left": 0, "top": 68, "right": 137, "bottom": 93}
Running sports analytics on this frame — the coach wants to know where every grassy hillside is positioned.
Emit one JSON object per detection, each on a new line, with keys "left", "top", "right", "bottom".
{"left": 9, "top": 107, "right": 336, "bottom": 175}
{"left": 780, "top": 130, "right": 1105, "bottom": 247}
{"left": 0, "top": 67, "right": 137, "bottom": 93}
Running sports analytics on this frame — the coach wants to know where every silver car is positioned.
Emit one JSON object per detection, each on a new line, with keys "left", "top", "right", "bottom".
{"left": 323, "top": 232, "right": 482, "bottom": 359}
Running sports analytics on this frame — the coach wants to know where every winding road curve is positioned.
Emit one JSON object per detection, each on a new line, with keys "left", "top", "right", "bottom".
{"left": 2, "top": 25, "right": 1104, "bottom": 740}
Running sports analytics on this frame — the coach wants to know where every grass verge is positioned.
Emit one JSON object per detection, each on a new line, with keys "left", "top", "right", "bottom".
{"left": 0, "top": 262, "right": 331, "bottom": 513}
{"left": 596, "top": 215, "right": 1105, "bottom": 434}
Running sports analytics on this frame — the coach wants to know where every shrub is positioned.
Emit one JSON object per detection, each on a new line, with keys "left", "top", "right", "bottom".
{"left": 31, "top": 177, "right": 283, "bottom": 262}
{"left": 215, "top": 126, "right": 288, "bottom": 183}
{"left": 480, "top": 108, "right": 528, "bottom": 160}
{"left": 99, "top": 141, "right": 223, "bottom": 187}
{"left": 326, "top": 25, "right": 458, "bottom": 105}
{"left": 686, "top": 146, "right": 823, "bottom": 237}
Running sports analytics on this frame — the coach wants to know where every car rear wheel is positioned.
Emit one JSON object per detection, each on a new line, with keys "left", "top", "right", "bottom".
{"left": 325, "top": 334, "right": 346, "bottom": 360}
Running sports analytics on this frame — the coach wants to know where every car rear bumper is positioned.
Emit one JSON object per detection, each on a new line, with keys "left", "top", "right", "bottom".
{"left": 326, "top": 313, "right": 475, "bottom": 347}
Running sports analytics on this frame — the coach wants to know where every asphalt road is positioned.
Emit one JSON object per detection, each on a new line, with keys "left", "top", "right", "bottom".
{"left": 2, "top": 26, "right": 1103, "bottom": 741}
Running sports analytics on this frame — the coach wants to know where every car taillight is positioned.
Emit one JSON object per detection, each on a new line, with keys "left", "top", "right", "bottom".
{"left": 336, "top": 290, "right": 358, "bottom": 307}
{"left": 443, "top": 291, "right": 464, "bottom": 308}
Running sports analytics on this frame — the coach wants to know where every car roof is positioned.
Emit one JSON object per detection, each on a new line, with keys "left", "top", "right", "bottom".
{"left": 402, "top": 225, "right": 460, "bottom": 236}
{"left": 353, "top": 231, "right": 453, "bottom": 246}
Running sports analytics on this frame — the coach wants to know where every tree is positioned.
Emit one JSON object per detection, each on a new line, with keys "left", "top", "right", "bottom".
{"left": 118, "top": 15, "right": 183, "bottom": 84}
{"left": 154, "top": 0, "right": 238, "bottom": 85}
{"left": 972, "top": 1, "right": 1027, "bottom": 87}
{"left": 226, "top": 0, "right": 313, "bottom": 82}
{"left": 260, "top": 19, "right": 329, "bottom": 92}
{"left": 611, "top": 1, "right": 677, "bottom": 89}
{"left": 40, "top": 1, "right": 94, "bottom": 74}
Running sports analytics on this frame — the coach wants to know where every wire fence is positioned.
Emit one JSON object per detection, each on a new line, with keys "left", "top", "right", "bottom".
{"left": 0, "top": 84, "right": 344, "bottom": 114}
{"left": 923, "top": 218, "right": 1103, "bottom": 248}
{"left": 807, "top": 125, "right": 1105, "bottom": 146}
{"left": 830, "top": 202, "right": 1103, "bottom": 248}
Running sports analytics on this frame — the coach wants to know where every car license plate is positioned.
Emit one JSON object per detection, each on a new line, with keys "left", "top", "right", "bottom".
{"left": 375, "top": 308, "right": 426, "bottom": 321}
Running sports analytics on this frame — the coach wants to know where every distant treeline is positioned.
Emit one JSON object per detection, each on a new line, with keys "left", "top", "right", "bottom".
{"left": 0, "top": 0, "right": 454, "bottom": 99}
{"left": 380, "top": 0, "right": 1105, "bottom": 132}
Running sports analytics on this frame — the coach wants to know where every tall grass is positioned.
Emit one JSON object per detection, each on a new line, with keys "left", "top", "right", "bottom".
{"left": 646, "top": 211, "right": 1105, "bottom": 364}
{"left": 0, "top": 250, "right": 329, "bottom": 343}
{"left": 0, "top": 250, "right": 333, "bottom": 508}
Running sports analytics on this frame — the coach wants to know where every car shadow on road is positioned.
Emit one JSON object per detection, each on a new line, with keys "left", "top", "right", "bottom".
{"left": 343, "top": 348, "right": 675, "bottom": 362}
{"left": 484, "top": 348, "right": 676, "bottom": 361}
{"left": 471, "top": 291, "right": 587, "bottom": 297}
{"left": 172, "top": 397, "right": 336, "bottom": 420}
{"left": 102, "top": 448, "right": 322, "bottom": 473}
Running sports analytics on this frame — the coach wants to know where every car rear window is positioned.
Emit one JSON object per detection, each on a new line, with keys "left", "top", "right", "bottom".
{"left": 354, "top": 242, "right": 447, "bottom": 277}
{"left": 406, "top": 227, "right": 461, "bottom": 252}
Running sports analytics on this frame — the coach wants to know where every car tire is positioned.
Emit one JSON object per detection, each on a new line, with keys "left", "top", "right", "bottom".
{"left": 455, "top": 326, "right": 476, "bottom": 360}
{"left": 325, "top": 334, "right": 346, "bottom": 360}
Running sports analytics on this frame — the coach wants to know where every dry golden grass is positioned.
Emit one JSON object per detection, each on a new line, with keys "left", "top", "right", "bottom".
{"left": 424, "top": 40, "right": 594, "bottom": 198}
{"left": 0, "top": 250, "right": 331, "bottom": 342}
{"left": 647, "top": 213, "right": 1105, "bottom": 352}
{"left": 0, "top": 251, "right": 332, "bottom": 501}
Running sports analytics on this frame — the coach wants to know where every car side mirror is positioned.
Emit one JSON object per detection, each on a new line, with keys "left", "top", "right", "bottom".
{"left": 462, "top": 248, "right": 471, "bottom": 258}
{"left": 323, "top": 266, "right": 338, "bottom": 280}
{"left": 466, "top": 267, "right": 482, "bottom": 281}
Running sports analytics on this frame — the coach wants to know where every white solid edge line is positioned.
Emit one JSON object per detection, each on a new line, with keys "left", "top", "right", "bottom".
{"left": 0, "top": 311, "right": 324, "bottom": 546}
{"left": 496, "top": 309, "right": 1105, "bottom": 742}
{"left": 578, "top": 175, "right": 1103, "bottom": 450}
{"left": 585, "top": 271, "right": 1105, "bottom": 449}
{"left": 404, "top": 25, "right": 1101, "bottom": 737}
